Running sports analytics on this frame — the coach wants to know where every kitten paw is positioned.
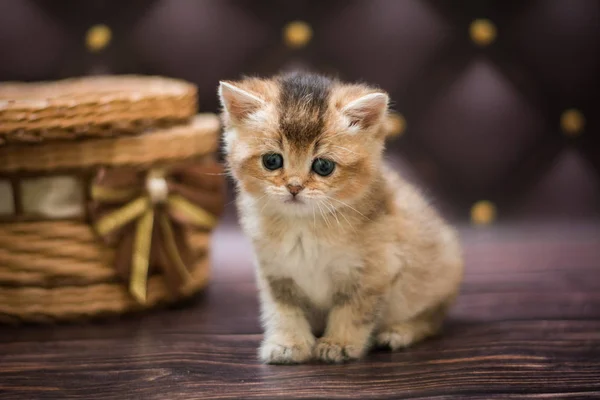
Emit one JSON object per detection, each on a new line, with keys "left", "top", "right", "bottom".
{"left": 259, "top": 339, "right": 313, "bottom": 364}
{"left": 376, "top": 321, "right": 436, "bottom": 350}
{"left": 375, "top": 330, "right": 415, "bottom": 350}
{"left": 314, "top": 338, "right": 363, "bottom": 363}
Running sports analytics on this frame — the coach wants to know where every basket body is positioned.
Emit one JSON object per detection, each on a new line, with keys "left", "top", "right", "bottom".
{"left": 0, "top": 77, "right": 224, "bottom": 323}
{"left": 0, "top": 221, "right": 212, "bottom": 322}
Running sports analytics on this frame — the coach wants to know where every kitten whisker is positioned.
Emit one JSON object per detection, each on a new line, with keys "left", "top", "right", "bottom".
{"left": 324, "top": 199, "right": 355, "bottom": 233}
{"left": 316, "top": 201, "right": 331, "bottom": 229}
{"left": 323, "top": 195, "right": 372, "bottom": 222}
{"left": 260, "top": 196, "right": 272, "bottom": 214}
{"left": 337, "top": 207, "right": 357, "bottom": 233}
{"left": 322, "top": 200, "right": 342, "bottom": 230}
{"left": 223, "top": 198, "right": 238, "bottom": 207}
{"left": 223, "top": 184, "right": 259, "bottom": 208}
{"left": 196, "top": 172, "right": 230, "bottom": 176}
{"left": 337, "top": 203, "right": 357, "bottom": 233}
{"left": 241, "top": 193, "right": 262, "bottom": 207}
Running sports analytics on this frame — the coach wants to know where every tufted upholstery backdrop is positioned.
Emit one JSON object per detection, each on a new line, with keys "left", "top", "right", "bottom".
{"left": 0, "top": 0, "right": 598, "bottom": 223}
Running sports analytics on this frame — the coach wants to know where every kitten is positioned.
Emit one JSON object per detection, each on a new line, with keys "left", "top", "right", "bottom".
{"left": 218, "top": 72, "right": 463, "bottom": 364}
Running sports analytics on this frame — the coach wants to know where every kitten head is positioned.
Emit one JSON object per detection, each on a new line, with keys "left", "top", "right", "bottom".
{"left": 219, "top": 72, "right": 389, "bottom": 217}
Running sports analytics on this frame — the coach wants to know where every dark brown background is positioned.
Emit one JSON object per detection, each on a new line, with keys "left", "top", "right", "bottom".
{"left": 1, "top": 0, "right": 599, "bottom": 221}
{"left": 1, "top": 1, "right": 599, "bottom": 399}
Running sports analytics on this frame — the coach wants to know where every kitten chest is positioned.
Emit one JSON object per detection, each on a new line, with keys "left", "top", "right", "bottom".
{"left": 272, "top": 225, "right": 362, "bottom": 310}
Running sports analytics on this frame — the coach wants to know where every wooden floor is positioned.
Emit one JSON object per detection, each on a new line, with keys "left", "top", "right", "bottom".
{"left": 1, "top": 220, "right": 600, "bottom": 399}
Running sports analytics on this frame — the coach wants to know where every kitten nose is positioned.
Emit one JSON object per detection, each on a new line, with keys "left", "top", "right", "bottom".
{"left": 286, "top": 184, "right": 304, "bottom": 196}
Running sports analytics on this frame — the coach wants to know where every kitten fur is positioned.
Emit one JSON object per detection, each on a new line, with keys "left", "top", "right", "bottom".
{"left": 219, "top": 72, "right": 463, "bottom": 364}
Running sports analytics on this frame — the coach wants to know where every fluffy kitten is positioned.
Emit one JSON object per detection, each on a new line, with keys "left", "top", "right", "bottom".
{"left": 218, "top": 72, "right": 463, "bottom": 364}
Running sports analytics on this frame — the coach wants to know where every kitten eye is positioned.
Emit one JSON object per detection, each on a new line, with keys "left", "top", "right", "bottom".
{"left": 262, "top": 153, "right": 284, "bottom": 171}
{"left": 312, "top": 158, "right": 336, "bottom": 177}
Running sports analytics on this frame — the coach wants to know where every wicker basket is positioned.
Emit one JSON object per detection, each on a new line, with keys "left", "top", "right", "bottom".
{"left": 0, "top": 76, "right": 225, "bottom": 323}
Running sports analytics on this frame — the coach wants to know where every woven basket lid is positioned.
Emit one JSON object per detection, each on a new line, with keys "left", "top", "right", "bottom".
{"left": 0, "top": 75, "right": 198, "bottom": 145}
{"left": 0, "top": 113, "right": 221, "bottom": 174}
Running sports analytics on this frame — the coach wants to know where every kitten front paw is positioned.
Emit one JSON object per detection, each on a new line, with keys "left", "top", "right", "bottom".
{"left": 259, "top": 339, "right": 313, "bottom": 364}
{"left": 375, "top": 330, "right": 415, "bottom": 350}
{"left": 314, "top": 338, "right": 363, "bottom": 363}
{"left": 375, "top": 320, "right": 439, "bottom": 351}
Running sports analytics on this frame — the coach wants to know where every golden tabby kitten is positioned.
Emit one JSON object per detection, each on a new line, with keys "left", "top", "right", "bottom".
{"left": 219, "top": 72, "right": 463, "bottom": 364}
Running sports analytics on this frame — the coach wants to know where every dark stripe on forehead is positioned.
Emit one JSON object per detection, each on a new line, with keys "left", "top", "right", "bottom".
{"left": 278, "top": 72, "right": 332, "bottom": 147}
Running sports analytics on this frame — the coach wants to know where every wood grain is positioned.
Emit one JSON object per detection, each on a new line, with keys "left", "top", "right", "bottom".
{"left": 1, "top": 321, "right": 599, "bottom": 400}
{"left": 0, "top": 221, "right": 599, "bottom": 399}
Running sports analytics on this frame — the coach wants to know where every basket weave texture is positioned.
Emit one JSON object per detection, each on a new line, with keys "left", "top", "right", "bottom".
{"left": 0, "top": 76, "right": 224, "bottom": 323}
{"left": 0, "top": 75, "right": 197, "bottom": 145}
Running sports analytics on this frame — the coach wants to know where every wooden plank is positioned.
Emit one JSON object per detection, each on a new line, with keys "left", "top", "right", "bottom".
{"left": 2, "top": 276, "right": 599, "bottom": 341}
{"left": 0, "top": 321, "right": 598, "bottom": 399}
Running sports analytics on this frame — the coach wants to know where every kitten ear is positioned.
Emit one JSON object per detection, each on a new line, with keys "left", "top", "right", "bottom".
{"left": 342, "top": 92, "right": 389, "bottom": 130}
{"left": 218, "top": 81, "right": 265, "bottom": 123}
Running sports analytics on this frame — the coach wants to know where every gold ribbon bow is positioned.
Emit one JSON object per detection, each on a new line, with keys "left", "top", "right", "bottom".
{"left": 90, "top": 162, "right": 224, "bottom": 303}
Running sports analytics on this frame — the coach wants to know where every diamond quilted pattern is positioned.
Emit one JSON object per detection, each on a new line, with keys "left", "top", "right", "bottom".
{"left": 321, "top": 0, "right": 452, "bottom": 94}
{"left": 515, "top": 150, "right": 600, "bottom": 220}
{"left": 414, "top": 59, "right": 546, "bottom": 192}
{"left": 128, "top": 0, "right": 271, "bottom": 110}
{"left": 0, "top": 0, "right": 597, "bottom": 221}
{"left": 509, "top": 0, "right": 600, "bottom": 102}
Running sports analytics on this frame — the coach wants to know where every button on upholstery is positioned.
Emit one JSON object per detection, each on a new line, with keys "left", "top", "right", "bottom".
{"left": 471, "top": 200, "right": 496, "bottom": 225}
{"left": 283, "top": 21, "right": 313, "bottom": 48}
{"left": 470, "top": 19, "right": 497, "bottom": 47}
{"left": 561, "top": 109, "right": 585, "bottom": 137}
{"left": 86, "top": 24, "right": 112, "bottom": 52}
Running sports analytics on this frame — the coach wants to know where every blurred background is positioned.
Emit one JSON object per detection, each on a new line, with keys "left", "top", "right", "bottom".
{"left": 0, "top": 0, "right": 598, "bottom": 226}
